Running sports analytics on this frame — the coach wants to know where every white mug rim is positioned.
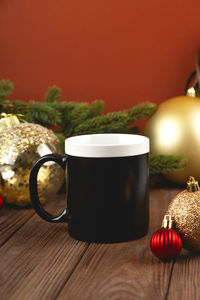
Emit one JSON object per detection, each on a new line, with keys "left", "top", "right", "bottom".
{"left": 65, "top": 133, "right": 149, "bottom": 158}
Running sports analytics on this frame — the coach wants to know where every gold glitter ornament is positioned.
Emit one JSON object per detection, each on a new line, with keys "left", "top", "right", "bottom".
{"left": 0, "top": 123, "right": 64, "bottom": 206}
{"left": 167, "top": 177, "right": 200, "bottom": 251}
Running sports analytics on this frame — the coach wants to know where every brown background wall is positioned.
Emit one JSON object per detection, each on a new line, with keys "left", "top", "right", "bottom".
{"left": 0, "top": 0, "right": 199, "bottom": 111}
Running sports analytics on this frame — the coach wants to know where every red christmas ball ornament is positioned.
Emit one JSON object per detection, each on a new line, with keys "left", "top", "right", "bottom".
{"left": 150, "top": 215, "right": 182, "bottom": 260}
{"left": 0, "top": 194, "right": 3, "bottom": 208}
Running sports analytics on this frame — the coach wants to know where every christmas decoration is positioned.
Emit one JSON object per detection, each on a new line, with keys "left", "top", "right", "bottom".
{"left": 184, "top": 50, "right": 200, "bottom": 97}
{"left": 145, "top": 51, "right": 200, "bottom": 184}
{"left": 167, "top": 176, "right": 200, "bottom": 251}
{"left": 144, "top": 96, "right": 200, "bottom": 183}
{"left": 0, "top": 121, "right": 64, "bottom": 206}
{"left": 0, "top": 79, "right": 156, "bottom": 139}
{"left": 150, "top": 215, "right": 182, "bottom": 260}
{"left": 0, "top": 79, "right": 187, "bottom": 183}
{"left": 0, "top": 194, "right": 3, "bottom": 208}
{"left": 0, "top": 112, "right": 20, "bottom": 131}
{"left": 149, "top": 154, "right": 187, "bottom": 180}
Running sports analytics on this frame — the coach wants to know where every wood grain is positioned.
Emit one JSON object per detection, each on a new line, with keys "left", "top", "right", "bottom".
{"left": 57, "top": 189, "right": 180, "bottom": 300}
{"left": 0, "top": 206, "right": 34, "bottom": 247}
{"left": 167, "top": 252, "right": 200, "bottom": 300}
{"left": 2, "top": 188, "right": 196, "bottom": 300}
{"left": 0, "top": 194, "right": 88, "bottom": 300}
{"left": 0, "top": 192, "right": 68, "bottom": 247}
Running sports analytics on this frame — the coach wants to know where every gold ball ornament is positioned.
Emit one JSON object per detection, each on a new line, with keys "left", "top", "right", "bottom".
{"left": 144, "top": 96, "right": 200, "bottom": 183}
{"left": 0, "top": 123, "right": 64, "bottom": 206}
{"left": 167, "top": 177, "right": 200, "bottom": 251}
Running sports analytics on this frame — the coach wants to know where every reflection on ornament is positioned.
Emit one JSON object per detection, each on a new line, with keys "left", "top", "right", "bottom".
{"left": 144, "top": 96, "right": 200, "bottom": 183}
{"left": 156, "top": 116, "right": 181, "bottom": 148}
{"left": 0, "top": 123, "right": 64, "bottom": 206}
{"left": 187, "top": 87, "right": 196, "bottom": 97}
{"left": 37, "top": 143, "right": 53, "bottom": 157}
{"left": 167, "top": 177, "right": 200, "bottom": 251}
{"left": 1, "top": 166, "right": 15, "bottom": 180}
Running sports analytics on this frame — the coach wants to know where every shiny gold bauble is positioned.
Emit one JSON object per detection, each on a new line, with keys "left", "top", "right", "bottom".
{"left": 144, "top": 96, "right": 200, "bottom": 183}
{"left": 167, "top": 189, "right": 200, "bottom": 251}
{"left": 0, "top": 123, "right": 64, "bottom": 206}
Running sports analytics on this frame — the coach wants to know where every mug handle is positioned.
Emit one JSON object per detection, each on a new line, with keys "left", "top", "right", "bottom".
{"left": 29, "top": 154, "right": 69, "bottom": 223}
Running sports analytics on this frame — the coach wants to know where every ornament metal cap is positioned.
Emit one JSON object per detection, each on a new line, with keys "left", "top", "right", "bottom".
{"left": 187, "top": 176, "right": 200, "bottom": 192}
{"left": 161, "top": 215, "right": 174, "bottom": 229}
{"left": 0, "top": 113, "right": 20, "bottom": 132}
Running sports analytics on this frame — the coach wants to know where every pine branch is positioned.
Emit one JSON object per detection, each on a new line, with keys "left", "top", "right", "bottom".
{"left": 45, "top": 85, "right": 61, "bottom": 103}
{"left": 72, "top": 111, "right": 129, "bottom": 135}
{"left": 63, "top": 100, "right": 105, "bottom": 135}
{"left": 26, "top": 102, "right": 62, "bottom": 125}
{"left": 72, "top": 102, "right": 156, "bottom": 136}
{"left": 0, "top": 99, "right": 27, "bottom": 114}
{"left": 60, "top": 102, "right": 88, "bottom": 124}
{"left": 117, "top": 126, "right": 140, "bottom": 134}
{"left": 125, "top": 102, "right": 157, "bottom": 124}
{"left": 0, "top": 79, "right": 189, "bottom": 186}
{"left": 149, "top": 154, "right": 188, "bottom": 175}
{"left": 63, "top": 103, "right": 89, "bottom": 135}
{"left": 0, "top": 80, "right": 14, "bottom": 100}
{"left": 54, "top": 132, "right": 66, "bottom": 151}
{"left": 87, "top": 100, "right": 105, "bottom": 118}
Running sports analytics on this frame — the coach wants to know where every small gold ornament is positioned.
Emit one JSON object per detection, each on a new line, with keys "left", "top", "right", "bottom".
{"left": 144, "top": 96, "right": 200, "bottom": 183}
{"left": 0, "top": 122, "right": 64, "bottom": 206}
{"left": 167, "top": 176, "right": 200, "bottom": 251}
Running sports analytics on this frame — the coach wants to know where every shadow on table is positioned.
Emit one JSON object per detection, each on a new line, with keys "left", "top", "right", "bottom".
{"left": 177, "top": 249, "right": 200, "bottom": 261}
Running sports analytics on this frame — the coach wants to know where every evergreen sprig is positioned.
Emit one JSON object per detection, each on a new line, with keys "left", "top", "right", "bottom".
{"left": 45, "top": 85, "right": 61, "bottom": 103}
{"left": 87, "top": 100, "right": 105, "bottom": 118}
{"left": 0, "top": 79, "right": 188, "bottom": 183}
{"left": 26, "top": 102, "right": 62, "bottom": 125}
{"left": 0, "top": 80, "right": 14, "bottom": 100}
{"left": 126, "top": 102, "right": 156, "bottom": 123}
{"left": 73, "top": 111, "right": 129, "bottom": 135}
{"left": 149, "top": 154, "right": 188, "bottom": 175}
{"left": 73, "top": 102, "right": 157, "bottom": 136}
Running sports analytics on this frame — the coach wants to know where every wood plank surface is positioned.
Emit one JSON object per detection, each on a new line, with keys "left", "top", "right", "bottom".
{"left": 57, "top": 189, "right": 180, "bottom": 300}
{"left": 167, "top": 252, "right": 200, "bottom": 300}
{"left": 0, "top": 205, "right": 34, "bottom": 247}
{"left": 0, "top": 194, "right": 88, "bottom": 300}
{"left": 1, "top": 189, "right": 200, "bottom": 300}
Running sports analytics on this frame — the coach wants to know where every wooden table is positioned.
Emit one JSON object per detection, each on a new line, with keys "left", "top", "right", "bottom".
{"left": 0, "top": 189, "right": 199, "bottom": 300}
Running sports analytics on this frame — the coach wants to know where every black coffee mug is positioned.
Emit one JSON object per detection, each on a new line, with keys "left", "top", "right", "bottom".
{"left": 29, "top": 134, "right": 149, "bottom": 243}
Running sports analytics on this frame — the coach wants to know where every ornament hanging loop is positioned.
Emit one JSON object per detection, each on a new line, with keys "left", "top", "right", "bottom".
{"left": 184, "top": 50, "right": 200, "bottom": 97}
{"left": 162, "top": 215, "right": 174, "bottom": 229}
{"left": 187, "top": 176, "right": 200, "bottom": 192}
